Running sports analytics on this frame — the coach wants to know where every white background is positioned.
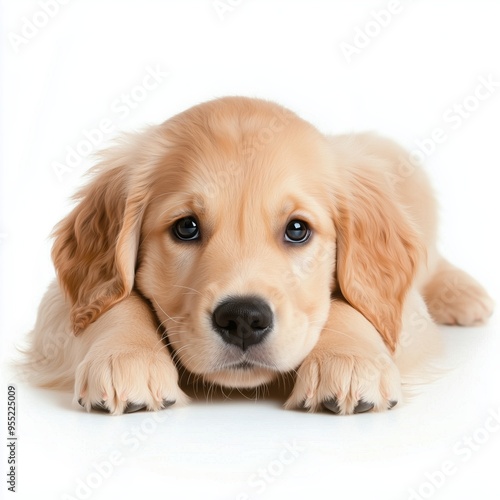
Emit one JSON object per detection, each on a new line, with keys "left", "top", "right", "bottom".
{"left": 1, "top": 1, "right": 499, "bottom": 499}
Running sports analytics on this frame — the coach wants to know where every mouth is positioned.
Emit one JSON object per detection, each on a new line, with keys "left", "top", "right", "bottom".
{"left": 199, "top": 355, "right": 279, "bottom": 388}
{"left": 226, "top": 360, "right": 257, "bottom": 370}
{"left": 220, "top": 356, "right": 277, "bottom": 373}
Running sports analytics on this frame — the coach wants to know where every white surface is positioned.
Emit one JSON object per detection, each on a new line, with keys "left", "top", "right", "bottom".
{"left": 1, "top": 1, "right": 499, "bottom": 499}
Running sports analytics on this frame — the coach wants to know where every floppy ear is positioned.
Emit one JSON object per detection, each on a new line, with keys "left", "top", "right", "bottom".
{"left": 52, "top": 147, "right": 148, "bottom": 334}
{"left": 334, "top": 166, "right": 422, "bottom": 353}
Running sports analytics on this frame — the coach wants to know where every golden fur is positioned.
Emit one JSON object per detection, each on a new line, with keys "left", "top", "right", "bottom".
{"left": 23, "top": 97, "right": 494, "bottom": 414}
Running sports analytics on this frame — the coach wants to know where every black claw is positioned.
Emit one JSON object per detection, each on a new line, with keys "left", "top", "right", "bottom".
{"left": 388, "top": 400, "right": 398, "bottom": 410}
{"left": 124, "top": 402, "right": 147, "bottom": 414}
{"left": 78, "top": 399, "right": 175, "bottom": 414}
{"left": 353, "top": 400, "right": 374, "bottom": 414}
{"left": 161, "top": 399, "right": 175, "bottom": 409}
{"left": 322, "top": 398, "right": 341, "bottom": 414}
{"left": 78, "top": 398, "right": 109, "bottom": 412}
{"left": 92, "top": 401, "right": 110, "bottom": 412}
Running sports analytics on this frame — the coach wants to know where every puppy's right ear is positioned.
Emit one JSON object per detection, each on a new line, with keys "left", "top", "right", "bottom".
{"left": 52, "top": 145, "right": 149, "bottom": 334}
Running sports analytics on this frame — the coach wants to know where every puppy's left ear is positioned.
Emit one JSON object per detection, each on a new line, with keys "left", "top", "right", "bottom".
{"left": 334, "top": 165, "right": 423, "bottom": 353}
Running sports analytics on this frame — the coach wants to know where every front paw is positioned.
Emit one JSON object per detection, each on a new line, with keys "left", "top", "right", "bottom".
{"left": 285, "top": 348, "right": 402, "bottom": 415}
{"left": 75, "top": 346, "right": 188, "bottom": 415}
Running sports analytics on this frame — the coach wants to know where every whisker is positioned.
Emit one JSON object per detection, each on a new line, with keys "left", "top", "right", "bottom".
{"left": 171, "top": 284, "right": 203, "bottom": 296}
{"left": 152, "top": 334, "right": 184, "bottom": 351}
{"left": 317, "top": 325, "right": 357, "bottom": 340}
{"left": 182, "top": 352, "right": 209, "bottom": 387}
{"left": 151, "top": 296, "right": 184, "bottom": 325}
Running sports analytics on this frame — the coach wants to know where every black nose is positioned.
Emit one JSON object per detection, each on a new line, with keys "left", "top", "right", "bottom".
{"left": 212, "top": 296, "right": 273, "bottom": 350}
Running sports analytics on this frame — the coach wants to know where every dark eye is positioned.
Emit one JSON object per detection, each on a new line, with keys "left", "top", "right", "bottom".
{"left": 172, "top": 216, "right": 200, "bottom": 241}
{"left": 284, "top": 220, "right": 311, "bottom": 243}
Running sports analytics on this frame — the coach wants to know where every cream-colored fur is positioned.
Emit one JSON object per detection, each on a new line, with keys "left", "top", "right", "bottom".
{"left": 22, "top": 97, "right": 494, "bottom": 415}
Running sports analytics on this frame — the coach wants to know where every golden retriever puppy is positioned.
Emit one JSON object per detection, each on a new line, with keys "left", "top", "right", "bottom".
{"left": 23, "top": 97, "right": 494, "bottom": 415}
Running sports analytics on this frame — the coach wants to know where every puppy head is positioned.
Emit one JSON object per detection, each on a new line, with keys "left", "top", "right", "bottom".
{"left": 136, "top": 98, "right": 338, "bottom": 387}
{"left": 53, "top": 97, "right": 420, "bottom": 388}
